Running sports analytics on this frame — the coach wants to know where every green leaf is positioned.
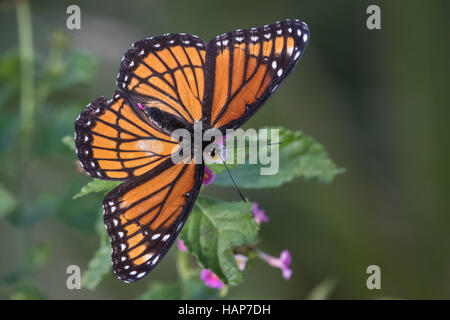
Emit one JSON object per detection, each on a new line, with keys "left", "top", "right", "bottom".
{"left": 56, "top": 186, "right": 99, "bottom": 233}
{"left": 81, "top": 244, "right": 111, "bottom": 290}
{"left": 30, "top": 243, "right": 52, "bottom": 271}
{"left": 74, "top": 179, "right": 121, "bottom": 199}
{"left": 8, "top": 192, "right": 58, "bottom": 227}
{"left": 3, "top": 243, "right": 52, "bottom": 284}
{"left": 138, "top": 282, "right": 182, "bottom": 300}
{"left": 0, "top": 183, "right": 17, "bottom": 219}
{"left": 180, "top": 196, "right": 258, "bottom": 285}
{"left": 62, "top": 52, "right": 97, "bottom": 88}
{"left": 61, "top": 135, "right": 75, "bottom": 151}
{"left": 138, "top": 280, "right": 218, "bottom": 300}
{"left": 306, "top": 278, "right": 337, "bottom": 300}
{"left": 213, "top": 127, "right": 344, "bottom": 188}
{"left": 0, "top": 50, "right": 20, "bottom": 109}
{"left": 9, "top": 284, "right": 45, "bottom": 300}
{"left": 44, "top": 51, "right": 97, "bottom": 92}
{"left": 81, "top": 213, "right": 111, "bottom": 289}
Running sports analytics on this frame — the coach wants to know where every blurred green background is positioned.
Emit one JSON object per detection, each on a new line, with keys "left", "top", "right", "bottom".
{"left": 0, "top": 0, "right": 449, "bottom": 299}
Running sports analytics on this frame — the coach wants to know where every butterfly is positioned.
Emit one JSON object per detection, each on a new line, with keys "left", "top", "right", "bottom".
{"left": 74, "top": 19, "right": 309, "bottom": 282}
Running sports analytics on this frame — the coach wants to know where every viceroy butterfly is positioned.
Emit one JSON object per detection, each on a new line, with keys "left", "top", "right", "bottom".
{"left": 74, "top": 19, "right": 309, "bottom": 282}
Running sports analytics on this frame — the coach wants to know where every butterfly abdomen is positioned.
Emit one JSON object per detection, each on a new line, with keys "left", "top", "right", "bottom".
{"left": 144, "top": 106, "right": 191, "bottom": 133}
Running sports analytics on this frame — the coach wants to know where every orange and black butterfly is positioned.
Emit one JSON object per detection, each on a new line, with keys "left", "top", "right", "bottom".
{"left": 74, "top": 19, "right": 309, "bottom": 282}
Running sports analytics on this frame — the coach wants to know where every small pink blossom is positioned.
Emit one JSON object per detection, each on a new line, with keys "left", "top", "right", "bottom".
{"left": 200, "top": 269, "right": 224, "bottom": 289}
{"left": 251, "top": 203, "right": 270, "bottom": 225}
{"left": 203, "top": 166, "right": 215, "bottom": 186}
{"left": 177, "top": 239, "right": 187, "bottom": 252}
{"left": 205, "top": 135, "right": 229, "bottom": 164}
{"left": 235, "top": 254, "right": 248, "bottom": 271}
{"left": 259, "top": 249, "right": 292, "bottom": 279}
{"left": 215, "top": 134, "right": 229, "bottom": 145}
{"left": 215, "top": 135, "right": 229, "bottom": 161}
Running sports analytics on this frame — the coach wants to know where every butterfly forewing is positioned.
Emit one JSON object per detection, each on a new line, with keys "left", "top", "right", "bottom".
{"left": 203, "top": 19, "right": 310, "bottom": 130}
{"left": 74, "top": 91, "right": 179, "bottom": 180}
{"left": 103, "top": 159, "right": 204, "bottom": 282}
{"left": 117, "top": 34, "right": 207, "bottom": 124}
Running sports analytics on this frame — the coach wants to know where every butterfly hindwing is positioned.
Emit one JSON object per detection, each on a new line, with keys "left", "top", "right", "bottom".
{"left": 117, "top": 34, "right": 207, "bottom": 124}
{"left": 103, "top": 159, "right": 204, "bottom": 282}
{"left": 203, "top": 19, "right": 310, "bottom": 130}
{"left": 74, "top": 91, "right": 179, "bottom": 180}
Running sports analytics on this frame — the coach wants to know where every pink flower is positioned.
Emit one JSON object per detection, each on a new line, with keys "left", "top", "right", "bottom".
{"left": 203, "top": 166, "right": 215, "bottom": 186}
{"left": 235, "top": 254, "right": 248, "bottom": 271}
{"left": 259, "top": 249, "right": 292, "bottom": 279}
{"left": 215, "top": 135, "right": 229, "bottom": 161}
{"left": 205, "top": 135, "right": 229, "bottom": 164}
{"left": 177, "top": 239, "right": 187, "bottom": 252}
{"left": 200, "top": 269, "right": 224, "bottom": 289}
{"left": 251, "top": 203, "right": 270, "bottom": 225}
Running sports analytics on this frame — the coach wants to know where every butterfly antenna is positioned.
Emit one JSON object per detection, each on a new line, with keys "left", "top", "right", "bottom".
{"left": 219, "top": 154, "right": 246, "bottom": 203}
{"left": 221, "top": 141, "right": 282, "bottom": 150}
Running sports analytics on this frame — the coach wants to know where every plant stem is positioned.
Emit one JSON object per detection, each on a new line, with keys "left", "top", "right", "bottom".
{"left": 16, "top": 0, "right": 35, "bottom": 262}
{"left": 176, "top": 249, "right": 199, "bottom": 299}
{"left": 16, "top": 0, "right": 35, "bottom": 133}
{"left": 176, "top": 249, "right": 194, "bottom": 281}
